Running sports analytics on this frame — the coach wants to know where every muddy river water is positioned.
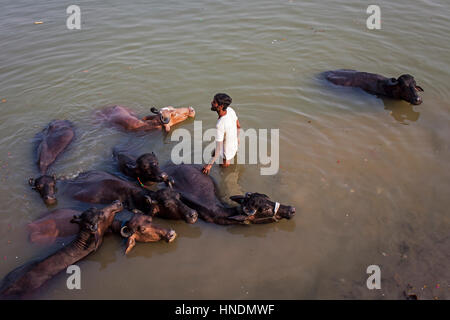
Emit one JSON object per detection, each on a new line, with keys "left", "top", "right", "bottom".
{"left": 0, "top": 0, "right": 449, "bottom": 299}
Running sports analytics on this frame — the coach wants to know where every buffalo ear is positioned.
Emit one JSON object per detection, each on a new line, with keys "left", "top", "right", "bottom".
{"left": 70, "top": 215, "right": 81, "bottom": 224}
{"left": 28, "top": 178, "right": 35, "bottom": 187}
{"left": 150, "top": 107, "right": 159, "bottom": 114}
{"left": 416, "top": 86, "right": 424, "bottom": 92}
{"left": 228, "top": 215, "right": 250, "bottom": 224}
{"left": 387, "top": 78, "right": 398, "bottom": 86}
{"left": 230, "top": 195, "right": 245, "bottom": 204}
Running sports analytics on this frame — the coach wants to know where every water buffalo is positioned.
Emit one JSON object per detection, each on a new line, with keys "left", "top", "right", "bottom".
{"left": 0, "top": 201, "right": 122, "bottom": 299}
{"left": 97, "top": 105, "right": 195, "bottom": 132}
{"left": 27, "top": 209, "right": 176, "bottom": 254}
{"left": 114, "top": 150, "right": 172, "bottom": 186}
{"left": 65, "top": 171, "right": 198, "bottom": 224}
{"left": 165, "top": 164, "right": 295, "bottom": 224}
{"left": 28, "top": 120, "right": 74, "bottom": 206}
{"left": 323, "top": 69, "right": 424, "bottom": 105}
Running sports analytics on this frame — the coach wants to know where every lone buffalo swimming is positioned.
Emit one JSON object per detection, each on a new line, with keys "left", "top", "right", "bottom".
{"left": 27, "top": 208, "right": 176, "bottom": 254}
{"left": 323, "top": 69, "right": 424, "bottom": 105}
{"left": 97, "top": 105, "right": 195, "bottom": 132}
{"left": 0, "top": 201, "right": 122, "bottom": 299}
{"left": 29, "top": 120, "right": 75, "bottom": 205}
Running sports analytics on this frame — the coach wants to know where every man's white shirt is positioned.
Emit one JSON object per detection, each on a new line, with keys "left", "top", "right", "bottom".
{"left": 216, "top": 107, "right": 238, "bottom": 160}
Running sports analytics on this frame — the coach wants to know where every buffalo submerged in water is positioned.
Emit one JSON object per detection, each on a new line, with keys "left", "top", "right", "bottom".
{"left": 97, "top": 105, "right": 195, "bottom": 132}
{"left": 63, "top": 170, "right": 198, "bottom": 224}
{"left": 27, "top": 208, "right": 177, "bottom": 254}
{"left": 114, "top": 151, "right": 296, "bottom": 225}
{"left": 163, "top": 163, "right": 296, "bottom": 225}
{"left": 28, "top": 120, "right": 75, "bottom": 206}
{"left": 323, "top": 69, "right": 424, "bottom": 105}
{"left": 0, "top": 201, "right": 123, "bottom": 299}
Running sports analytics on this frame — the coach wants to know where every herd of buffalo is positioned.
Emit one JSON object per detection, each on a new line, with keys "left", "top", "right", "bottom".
{"left": 0, "top": 69, "right": 424, "bottom": 299}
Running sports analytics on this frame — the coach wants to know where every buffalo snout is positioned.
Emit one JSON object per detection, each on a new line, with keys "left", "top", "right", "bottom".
{"left": 166, "top": 229, "right": 177, "bottom": 242}
{"left": 412, "top": 95, "right": 422, "bottom": 105}
{"left": 43, "top": 195, "right": 57, "bottom": 206}
{"left": 185, "top": 209, "right": 198, "bottom": 224}
{"left": 283, "top": 206, "right": 296, "bottom": 219}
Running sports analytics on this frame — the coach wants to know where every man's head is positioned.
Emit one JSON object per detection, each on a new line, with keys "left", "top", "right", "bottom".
{"left": 211, "top": 93, "right": 232, "bottom": 112}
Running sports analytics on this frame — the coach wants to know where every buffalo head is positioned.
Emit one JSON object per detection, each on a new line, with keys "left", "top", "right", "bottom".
{"left": 147, "top": 188, "right": 198, "bottom": 224}
{"left": 228, "top": 192, "right": 296, "bottom": 224}
{"left": 29, "top": 174, "right": 57, "bottom": 206}
{"left": 135, "top": 153, "right": 172, "bottom": 185}
{"left": 386, "top": 74, "right": 424, "bottom": 105}
{"left": 70, "top": 200, "right": 123, "bottom": 250}
{"left": 150, "top": 106, "right": 195, "bottom": 131}
{"left": 150, "top": 107, "right": 172, "bottom": 125}
{"left": 119, "top": 213, "right": 177, "bottom": 254}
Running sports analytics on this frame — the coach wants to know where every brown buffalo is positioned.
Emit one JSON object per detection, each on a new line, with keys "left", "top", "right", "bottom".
{"left": 323, "top": 69, "right": 424, "bottom": 105}
{"left": 111, "top": 213, "right": 177, "bottom": 254}
{"left": 0, "top": 201, "right": 122, "bottom": 299}
{"left": 97, "top": 105, "right": 195, "bottom": 132}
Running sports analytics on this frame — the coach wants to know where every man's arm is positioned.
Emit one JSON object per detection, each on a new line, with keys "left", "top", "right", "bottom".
{"left": 202, "top": 122, "right": 224, "bottom": 175}
{"left": 202, "top": 141, "right": 223, "bottom": 175}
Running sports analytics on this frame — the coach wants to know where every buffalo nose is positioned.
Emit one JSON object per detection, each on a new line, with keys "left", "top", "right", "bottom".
{"left": 414, "top": 97, "right": 422, "bottom": 105}
{"left": 189, "top": 211, "right": 197, "bottom": 218}
{"left": 44, "top": 196, "right": 57, "bottom": 205}
{"left": 288, "top": 206, "right": 296, "bottom": 217}
{"left": 167, "top": 230, "right": 177, "bottom": 242}
{"left": 188, "top": 211, "right": 198, "bottom": 223}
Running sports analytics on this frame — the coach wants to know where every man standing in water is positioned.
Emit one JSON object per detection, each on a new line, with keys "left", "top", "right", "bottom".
{"left": 202, "top": 93, "right": 241, "bottom": 175}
